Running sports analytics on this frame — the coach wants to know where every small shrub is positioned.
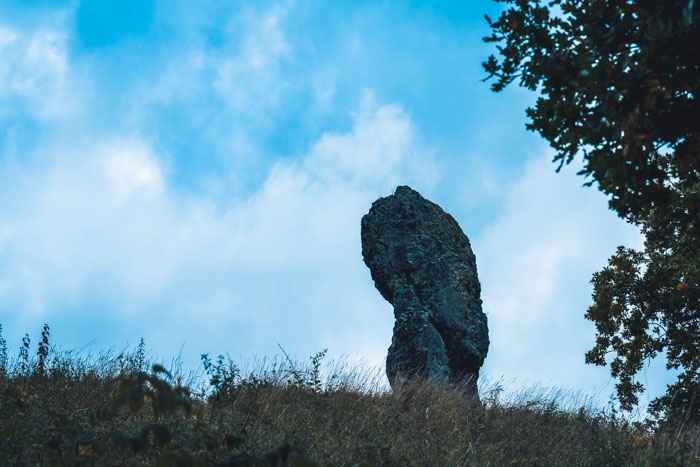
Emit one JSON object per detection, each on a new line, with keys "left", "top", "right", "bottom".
{"left": 19, "top": 333, "right": 30, "bottom": 375}
{"left": 36, "top": 324, "right": 50, "bottom": 376}
{"left": 0, "top": 324, "right": 7, "bottom": 374}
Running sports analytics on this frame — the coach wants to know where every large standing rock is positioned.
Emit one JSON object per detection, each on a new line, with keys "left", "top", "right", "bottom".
{"left": 361, "top": 186, "right": 489, "bottom": 396}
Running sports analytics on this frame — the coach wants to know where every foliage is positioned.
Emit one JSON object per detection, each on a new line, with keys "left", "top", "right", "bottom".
{"left": 19, "top": 333, "right": 32, "bottom": 375}
{"left": 483, "top": 0, "right": 700, "bottom": 419}
{"left": 586, "top": 183, "right": 700, "bottom": 418}
{"left": 483, "top": 0, "right": 699, "bottom": 220}
{"left": 2, "top": 326, "right": 700, "bottom": 465}
{"left": 36, "top": 324, "right": 50, "bottom": 376}
{"left": 0, "top": 324, "right": 7, "bottom": 375}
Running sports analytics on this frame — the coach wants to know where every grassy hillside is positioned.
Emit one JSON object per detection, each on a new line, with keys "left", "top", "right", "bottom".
{"left": 1, "top": 325, "right": 699, "bottom": 466}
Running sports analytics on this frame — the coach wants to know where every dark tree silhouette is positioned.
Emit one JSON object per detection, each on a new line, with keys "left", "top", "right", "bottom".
{"left": 483, "top": 0, "right": 700, "bottom": 420}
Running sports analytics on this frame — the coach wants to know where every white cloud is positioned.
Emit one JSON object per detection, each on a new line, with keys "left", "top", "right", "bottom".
{"left": 0, "top": 93, "right": 433, "bottom": 375}
{"left": 237, "top": 9, "right": 290, "bottom": 71}
{"left": 0, "top": 23, "right": 73, "bottom": 118}
{"left": 474, "top": 153, "right": 644, "bottom": 397}
{"left": 225, "top": 90, "right": 436, "bottom": 264}
{"left": 214, "top": 5, "right": 292, "bottom": 112}
{"left": 102, "top": 141, "right": 164, "bottom": 200}
{"left": 0, "top": 140, "right": 170, "bottom": 315}
{"left": 0, "top": 27, "right": 19, "bottom": 48}
{"left": 310, "top": 67, "right": 338, "bottom": 111}
{"left": 209, "top": 93, "right": 435, "bottom": 369}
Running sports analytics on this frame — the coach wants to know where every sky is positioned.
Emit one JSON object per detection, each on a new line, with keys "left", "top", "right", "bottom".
{"left": 0, "top": 0, "right": 672, "bottom": 410}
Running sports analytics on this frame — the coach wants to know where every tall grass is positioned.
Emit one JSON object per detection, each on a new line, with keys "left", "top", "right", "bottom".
{"left": 1, "top": 324, "right": 699, "bottom": 465}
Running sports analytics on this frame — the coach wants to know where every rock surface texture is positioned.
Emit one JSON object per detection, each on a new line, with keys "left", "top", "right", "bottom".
{"left": 361, "top": 186, "right": 489, "bottom": 397}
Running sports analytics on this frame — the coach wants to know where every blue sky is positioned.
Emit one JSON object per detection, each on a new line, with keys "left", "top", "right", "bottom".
{"left": 0, "top": 0, "right": 669, "bottom": 409}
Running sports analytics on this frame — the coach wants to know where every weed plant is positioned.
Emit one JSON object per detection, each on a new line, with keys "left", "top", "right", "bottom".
{"left": 1, "top": 324, "right": 699, "bottom": 465}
